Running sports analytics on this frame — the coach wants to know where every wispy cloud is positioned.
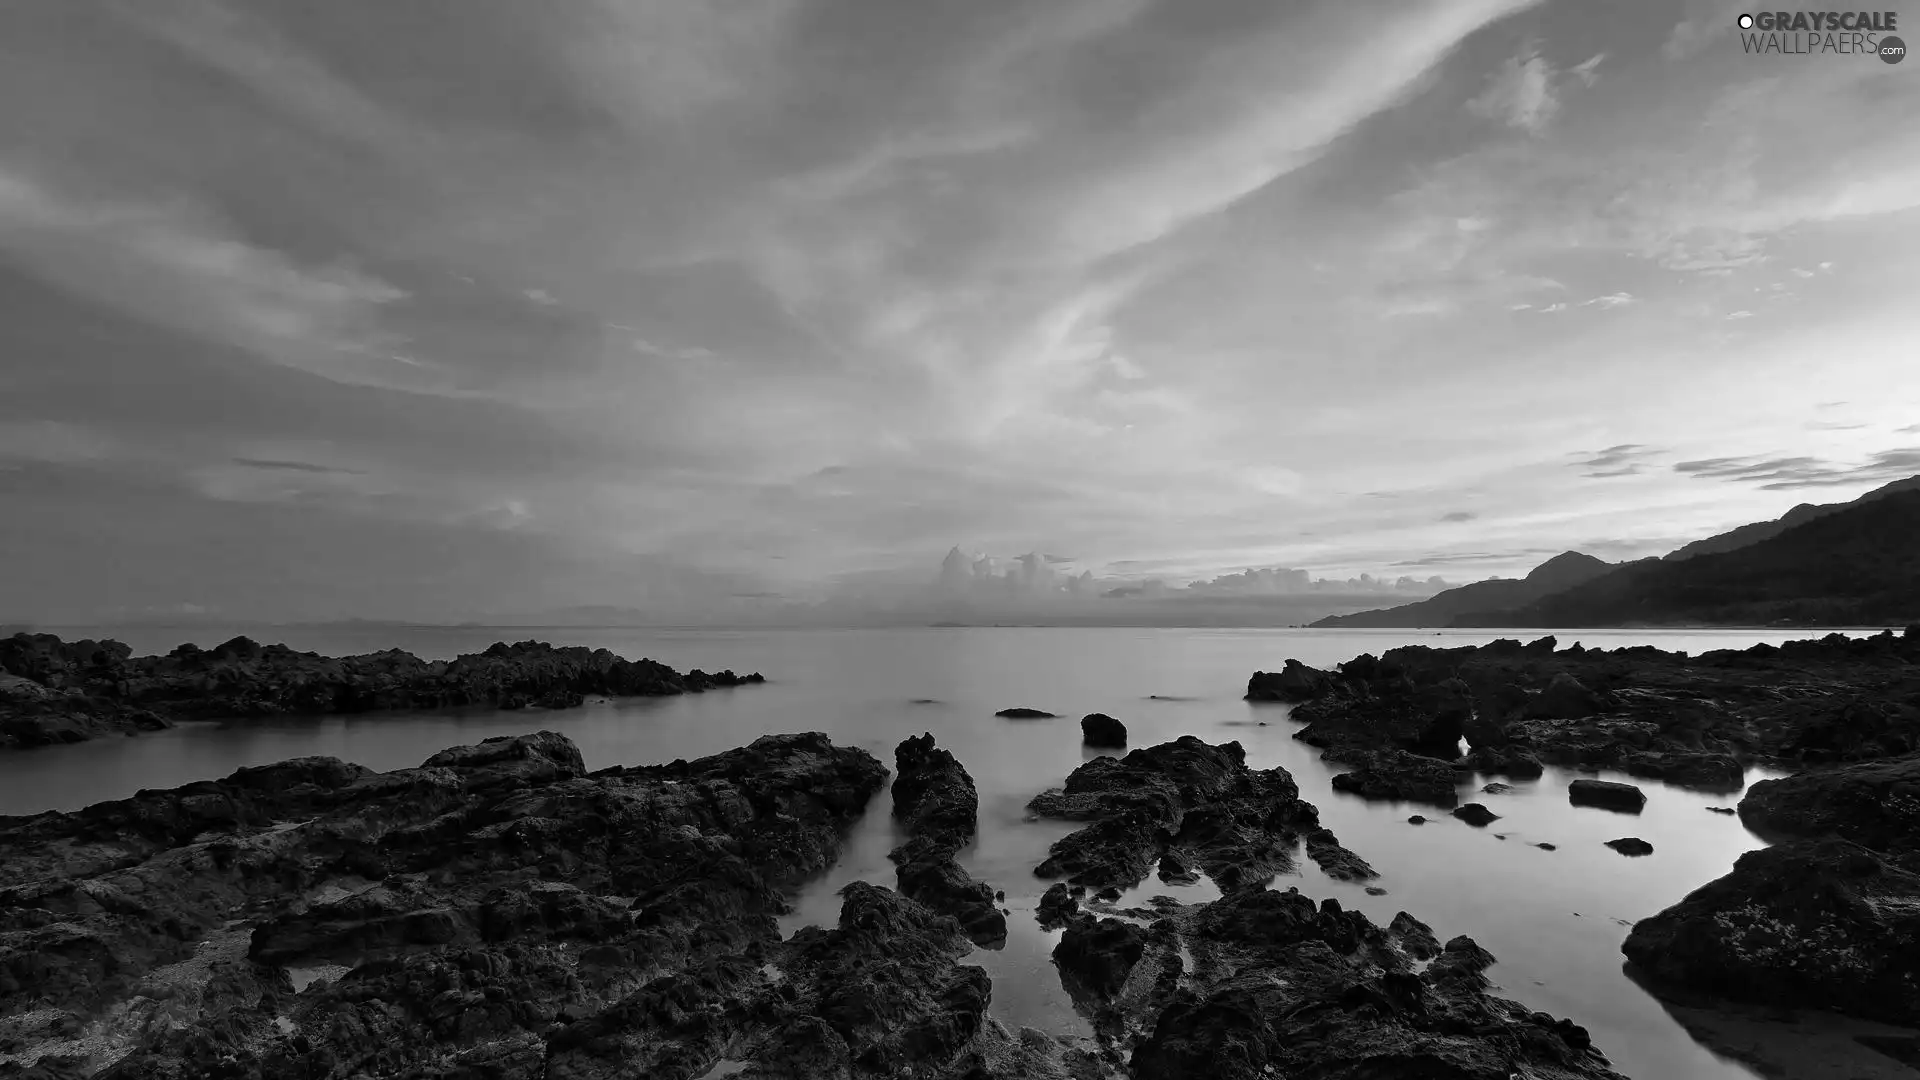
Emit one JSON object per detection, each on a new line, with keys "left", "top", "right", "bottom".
{"left": 1571, "top": 444, "right": 1662, "bottom": 478}
{"left": 1675, "top": 448, "right": 1920, "bottom": 489}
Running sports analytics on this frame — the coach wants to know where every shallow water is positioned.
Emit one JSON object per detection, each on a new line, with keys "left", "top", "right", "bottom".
{"left": 0, "top": 625, "right": 1867, "bottom": 1078}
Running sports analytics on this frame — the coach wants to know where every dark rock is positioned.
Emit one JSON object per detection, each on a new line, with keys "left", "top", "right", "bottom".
{"left": 1304, "top": 828, "right": 1378, "bottom": 882}
{"left": 1457, "top": 744, "right": 1546, "bottom": 779}
{"left": 1622, "top": 751, "right": 1745, "bottom": 791}
{"left": 1451, "top": 803, "right": 1501, "bottom": 827}
{"left": 1329, "top": 748, "right": 1461, "bottom": 806}
{"left": 1522, "top": 672, "right": 1605, "bottom": 720}
{"left": 1130, "top": 890, "right": 1625, "bottom": 1079}
{"left": 0, "top": 633, "right": 764, "bottom": 750}
{"left": 995, "top": 707, "right": 1056, "bottom": 719}
{"left": 1079, "top": 712, "right": 1127, "bottom": 748}
{"left": 1407, "top": 815, "right": 1427, "bottom": 825}
{"left": 0, "top": 731, "right": 908, "bottom": 1077}
{"left": 1605, "top": 837, "right": 1654, "bottom": 856}
{"left": 1738, "top": 751, "right": 1920, "bottom": 856}
{"left": 1568, "top": 778, "right": 1647, "bottom": 813}
{"left": 1028, "top": 736, "right": 1319, "bottom": 891}
{"left": 1365, "top": 886, "right": 1387, "bottom": 896}
{"left": 888, "top": 734, "right": 1007, "bottom": 946}
{"left": 1706, "top": 806, "right": 1736, "bottom": 815}
{"left": 1537, "top": 842, "right": 1558, "bottom": 850}
{"left": 1623, "top": 839, "right": 1920, "bottom": 1026}
{"left": 1035, "top": 882, "right": 1078, "bottom": 928}
{"left": 1053, "top": 916, "right": 1145, "bottom": 1001}
{"left": 1244, "top": 659, "right": 1333, "bottom": 702}
{"left": 1156, "top": 853, "right": 1200, "bottom": 886}
{"left": 1481, "top": 782, "right": 1515, "bottom": 795}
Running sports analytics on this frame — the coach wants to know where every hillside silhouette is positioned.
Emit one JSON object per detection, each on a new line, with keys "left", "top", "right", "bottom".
{"left": 1451, "top": 487, "right": 1920, "bottom": 627}
{"left": 1310, "top": 551, "right": 1611, "bottom": 628}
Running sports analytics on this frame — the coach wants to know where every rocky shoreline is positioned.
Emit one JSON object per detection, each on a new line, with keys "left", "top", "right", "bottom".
{"left": 1250, "top": 627, "right": 1920, "bottom": 1062}
{"left": 0, "top": 723, "right": 1634, "bottom": 1079}
{"left": 0, "top": 633, "right": 765, "bottom": 751}
{"left": 2, "top": 626, "right": 1917, "bottom": 1077}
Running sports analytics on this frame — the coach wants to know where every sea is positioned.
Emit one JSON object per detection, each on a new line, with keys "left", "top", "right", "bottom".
{"left": 0, "top": 624, "right": 1883, "bottom": 1079}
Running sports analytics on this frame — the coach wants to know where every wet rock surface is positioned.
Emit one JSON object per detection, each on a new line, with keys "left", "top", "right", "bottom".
{"left": 1451, "top": 803, "right": 1501, "bottom": 827}
{"left": 1303, "top": 828, "right": 1378, "bottom": 881}
{"left": 1022, "top": 737, "right": 1626, "bottom": 1078}
{"left": 1604, "top": 838, "right": 1653, "bottom": 857}
{"left": 1327, "top": 748, "right": 1462, "bottom": 806}
{"left": 0, "top": 731, "right": 938, "bottom": 1078}
{"left": 1025, "top": 736, "right": 1320, "bottom": 893}
{"left": 1623, "top": 839, "right": 1920, "bottom": 1027}
{"left": 1249, "top": 628, "right": 1920, "bottom": 774}
{"left": 1738, "top": 751, "right": 1920, "bottom": 858}
{"left": 0, "top": 633, "right": 764, "bottom": 751}
{"left": 889, "top": 734, "right": 1008, "bottom": 947}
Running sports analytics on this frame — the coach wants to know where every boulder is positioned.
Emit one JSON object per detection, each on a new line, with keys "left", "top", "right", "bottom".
{"left": 1080, "top": 712, "right": 1127, "bottom": 748}
{"left": 1451, "top": 803, "right": 1500, "bottom": 827}
{"left": 1568, "top": 778, "right": 1646, "bottom": 813}
{"left": 1605, "top": 838, "right": 1654, "bottom": 857}
{"left": 1623, "top": 839, "right": 1920, "bottom": 1026}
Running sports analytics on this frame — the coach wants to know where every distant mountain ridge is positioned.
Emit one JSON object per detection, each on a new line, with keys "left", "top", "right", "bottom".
{"left": 1665, "top": 476, "right": 1920, "bottom": 561}
{"left": 1310, "top": 551, "right": 1612, "bottom": 628}
{"left": 1451, "top": 486, "right": 1920, "bottom": 628}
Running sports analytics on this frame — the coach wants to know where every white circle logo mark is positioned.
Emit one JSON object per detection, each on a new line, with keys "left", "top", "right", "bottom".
{"left": 1738, "top": 13, "right": 1755, "bottom": 28}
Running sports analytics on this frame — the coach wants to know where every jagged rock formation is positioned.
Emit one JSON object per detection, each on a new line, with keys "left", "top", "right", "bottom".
{"left": 889, "top": 734, "right": 1008, "bottom": 946}
{"left": 0, "top": 634, "right": 764, "bottom": 750}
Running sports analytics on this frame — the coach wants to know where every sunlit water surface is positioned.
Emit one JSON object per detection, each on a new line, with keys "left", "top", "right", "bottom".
{"left": 2, "top": 625, "right": 1871, "bottom": 1078}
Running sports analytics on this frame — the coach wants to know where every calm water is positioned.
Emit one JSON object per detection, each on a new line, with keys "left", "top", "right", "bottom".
{"left": 0, "top": 625, "right": 1862, "bottom": 1078}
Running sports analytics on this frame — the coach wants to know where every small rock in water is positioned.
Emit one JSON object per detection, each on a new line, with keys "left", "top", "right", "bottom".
{"left": 1451, "top": 803, "right": 1500, "bottom": 827}
{"left": 1536, "top": 842, "right": 1557, "bottom": 850}
{"left": 1568, "top": 779, "right": 1646, "bottom": 813}
{"left": 1706, "top": 806, "right": 1736, "bottom": 815}
{"left": 1408, "top": 815, "right": 1427, "bottom": 825}
{"left": 1080, "top": 712, "right": 1127, "bottom": 748}
{"left": 996, "top": 707, "right": 1057, "bottom": 719}
{"left": 1482, "top": 782, "right": 1515, "bottom": 795}
{"left": 1365, "top": 886, "right": 1388, "bottom": 896}
{"left": 1094, "top": 886, "right": 1122, "bottom": 903}
{"left": 1605, "top": 837, "right": 1654, "bottom": 857}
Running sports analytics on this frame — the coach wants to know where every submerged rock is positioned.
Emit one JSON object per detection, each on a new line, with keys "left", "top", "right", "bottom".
{"left": 1080, "top": 712, "right": 1127, "bottom": 748}
{"left": 995, "top": 707, "right": 1057, "bottom": 719}
{"left": 1568, "top": 778, "right": 1647, "bottom": 813}
{"left": 1623, "top": 839, "right": 1920, "bottom": 1026}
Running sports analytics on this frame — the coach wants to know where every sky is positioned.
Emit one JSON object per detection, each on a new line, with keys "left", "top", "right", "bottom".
{"left": 2, "top": 0, "right": 1917, "bottom": 624}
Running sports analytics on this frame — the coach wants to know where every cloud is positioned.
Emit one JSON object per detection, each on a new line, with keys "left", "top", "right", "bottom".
{"left": 231, "top": 457, "right": 365, "bottom": 474}
{"left": 1579, "top": 292, "right": 1635, "bottom": 308}
{"left": 1440, "top": 510, "right": 1478, "bottom": 522}
{"left": 1569, "top": 53, "right": 1606, "bottom": 87}
{"left": 1725, "top": 310, "right": 1755, "bottom": 320}
{"left": 0, "top": 167, "right": 420, "bottom": 392}
{"left": 1570, "top": 444, "right": 1661, "bottom": 478}
{"left": 523, "top": 288, "right": 559, "bottom": 305}
{"left": 1467, "top": 43, "right": 1560, "bottom": 134}
{"left": 1674, "top": 448, "right": 1920, "bottom": 489}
